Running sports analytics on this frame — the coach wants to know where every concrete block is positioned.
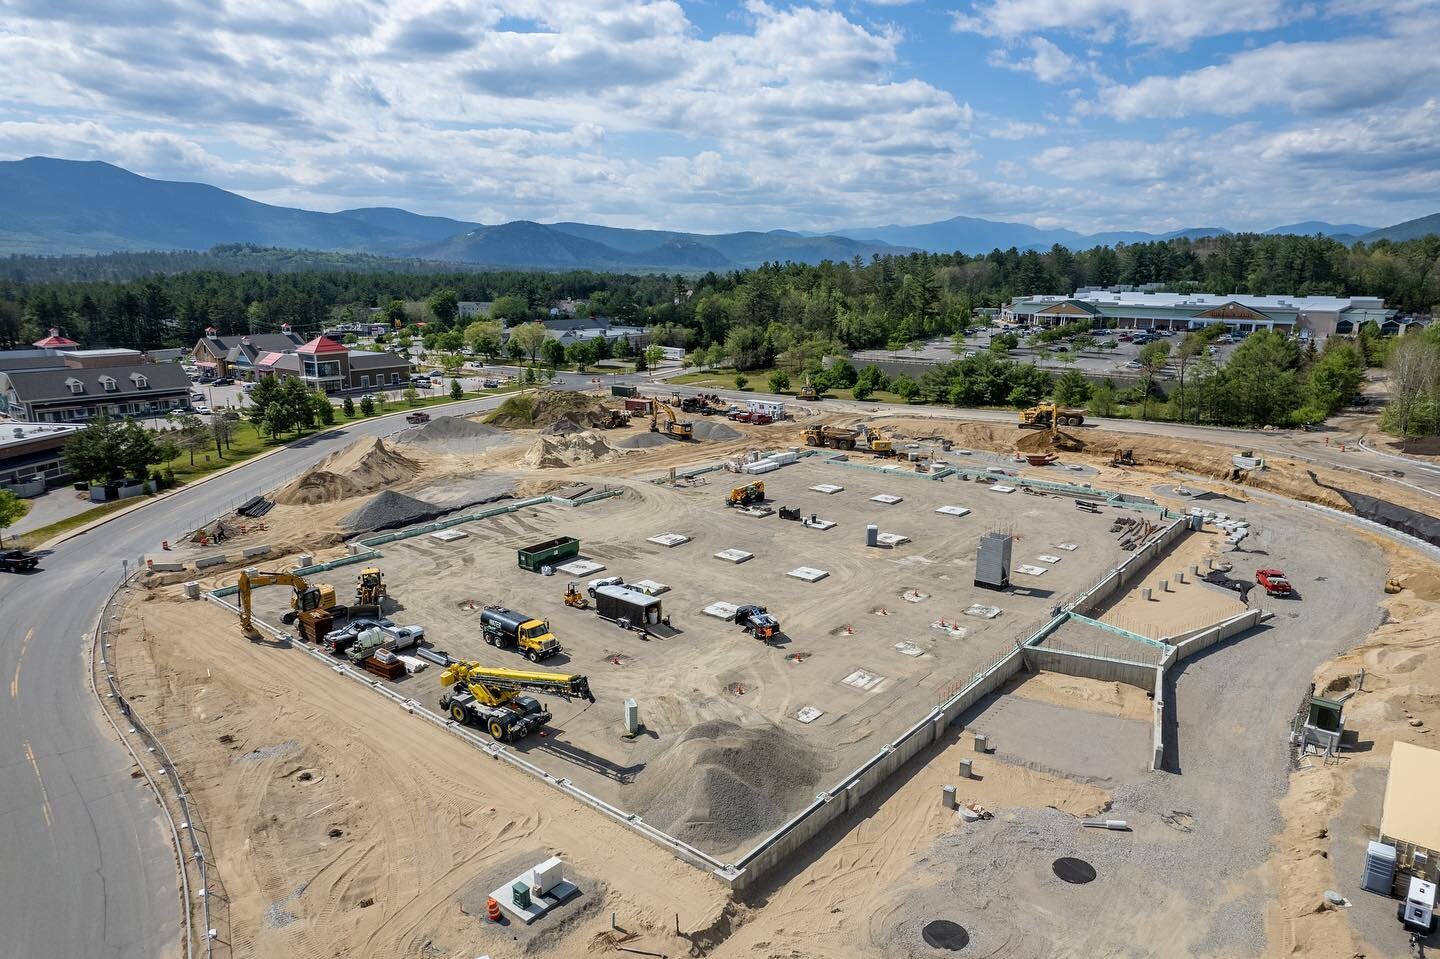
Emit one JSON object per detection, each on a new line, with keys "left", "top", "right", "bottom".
{"left": 787, "top": 566, "right": 829, "bottom": 582}
{"left": 556, "top": 559, "right": 605, "bottom": 576}
{"left": 988, "top": 484, "right": 1016, "bottom": 494}
{"left": 630, "top": 579, "right": 670, "bottom": 595}
{"left": 242, "top": 545, "right": 273, "bottom": 558}
{"left": 810, "top": 483, "right": 844, "bottom": 494}
{"left": 1037, "top": 554, "right": 1062, "bottom": 564}
{"left": 714, "top": 548, "right": 753, "bottom": 564}
{"left": 1015, "top": 564, "right": 1047, "bottom": 576}
{"left": 194, "top": 554, "right": 227, "bottom": 570}
{"left": 702, "top": 602, "right": 740, "bottom": 620}
{"left": 794, "top": 706, "right": 824, "bottom": 724}
{"left": 1055, "top": 543, "right": 1079, "bottom": 551}
{"left": 841, "top": 669, "right": 884, "bottom": 691}
{"left": 742, "top": 461, "right": 779, "bottom": 474}
{"left": 935, "top": 505, "right": 971, "bottom": 517}
{"left": 147, "top": 559, "right": 185, "bottom": 572}
{"left": 430, "top": 529, "right": 468, "bottom": 542}
{"left": 297, "top": 553, "right": 313, "bottom": 567}
{"left": 647, "top": 533, "right": 690, "bottom": 547}
{"left": 870, "top": 494, "right": 903, "bottom": 505}
{"left": 875, "top": 532, "right": 910, "bottom": 547}
{"left": 183, "top": 581, "right": 201, "bottom": 599}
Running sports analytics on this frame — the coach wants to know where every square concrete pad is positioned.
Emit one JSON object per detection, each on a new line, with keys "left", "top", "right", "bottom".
{"left": 935, "top": 505, "right": 971, "bottom": 517}
{"left": 788, "top": 566, "right": 829, "bottom": 582}
{"left": 702, "top": 601, "right": 740, "bottom": 620}
{"left": 810, "top": 484, "right": 844, "bottom": 494}
{"left": 795, "top": 706, "right": 824, "bottom": 724}
{"left": 556, "top": 559, "right": 605, "bottom": 576}
{"left": 1015, "top": 564, "right": 1047, "bottom": 576}
{"left": 894, "top": 642, "right": 925, "bottom": 657}
{"left": 965, "top": 604, "right": 1002, "bottom": 619}
{"left": 647, "top": 533, "right": 690, "bottom": 547}
{"left": 489, "top": 872, "right": 581, "bottom": 925}
{"left": 989, "top": 484, "right": 1016, "bottom": 494}
{"left": 1037, "top": 554, "right": 1062, "bottom": 564}
{"left": 430, "top": 529, "right": 468, "bottom": 542}
{"left": 876, "top": 532, "right": 910, "bottom": 547}
{"left": 870, "top": 494, "right": 903, "bottom": 505}
{"left": 1055, "top": 542, "right": 1079, "bottom": 551}
{"left": 714, "top": 548, "right": 753, "bottom": 564}
{"left": 931, "top": 621, "right": 967, "bottom": 638}
{"left": 803, "top": 518, "right": 836, "bottom": 530}
{"left": 841, "top": 669, "right": 884, "bottom": 691}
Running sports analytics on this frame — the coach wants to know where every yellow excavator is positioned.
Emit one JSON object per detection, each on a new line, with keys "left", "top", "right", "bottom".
{"left": 650, "top": 400, "right": 694, "bottom": 440}
{"left": 236, "top": 568, "right": 337, "bottom": 633}
{"left": 854, "top": 424, "right": 894, "bottom": 457}
{"left": 438, "top": 661, "right": 595, "bottom": 741}
{"left": 355, "top": 567, "right": 387, "bottom": 606}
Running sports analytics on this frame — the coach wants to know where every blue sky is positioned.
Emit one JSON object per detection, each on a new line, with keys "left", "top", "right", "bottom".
{"left": 0, "top": 0, "right": 1436, "bottom": 234}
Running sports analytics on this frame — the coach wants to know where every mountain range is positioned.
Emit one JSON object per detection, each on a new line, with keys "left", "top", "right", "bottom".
{"left": 0, "top": 157, "right": 1434, "bottom": 270}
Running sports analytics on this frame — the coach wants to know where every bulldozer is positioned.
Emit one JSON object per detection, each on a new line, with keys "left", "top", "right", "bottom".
{"left": 355, "top": 567, "right": 387, "bottom": 607}
{"left": 726, "top": 480, "right": 766, "bottom": 508}
{"left": 438, "top": 661, "right": 595, "bottom": 742}
{"left": 1019, "top": 402, "right": 1085, "bottom": 430}
{"left": 236, "top": 568, "right": 338, "bottom": 634}
{"left": 650, "top": 400, "right": 694, "bottom": 440}
{"left": 563, "top": 581, "right": 589, "bottom": 608}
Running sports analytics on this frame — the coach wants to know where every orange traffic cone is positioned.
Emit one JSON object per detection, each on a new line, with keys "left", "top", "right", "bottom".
{"left": 487, "top": 897, "right": 501, "bottom": 922}
{"left": 843, "top": 624, "right": 853, "bottom": 635}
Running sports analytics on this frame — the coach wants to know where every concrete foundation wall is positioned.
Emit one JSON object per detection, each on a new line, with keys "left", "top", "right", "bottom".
{"left": 1172, "top": 608, "right": 1265, "bottom": 661}
{"left": 1152, "top": 666, "right": 1166, "bottom": 770}
{"left": 1072, "top": 519, "right": 1187, "bottom": 616}
{"left": 1021, "top": 645, "right": 1157, "bottom": 690}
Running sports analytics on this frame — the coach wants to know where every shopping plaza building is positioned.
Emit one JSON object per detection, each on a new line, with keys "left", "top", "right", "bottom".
{"left": 1001, "top": 289, "right": 1420, "bottom": 338}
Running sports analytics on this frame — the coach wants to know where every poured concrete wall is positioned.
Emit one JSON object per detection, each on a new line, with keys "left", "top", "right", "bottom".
{"left": 1072, "top": 518, "right": 1187, "bottom": 617}
{"left": 1172, "top": 608, "right": 1265, "bottom": 661}
{"left": 1021, "top": 645, "right": 1158, "bottom": 691}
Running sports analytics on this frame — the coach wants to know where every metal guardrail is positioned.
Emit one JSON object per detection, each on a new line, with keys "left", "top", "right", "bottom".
{"left": 95, "top": 570, "right": 228, "bottom": 959}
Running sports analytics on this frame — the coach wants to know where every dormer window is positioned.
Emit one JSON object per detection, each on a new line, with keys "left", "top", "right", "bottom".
{"left": 100, "top": 375, "right": 118, "bottom": 392}
{"left": 65, "top": 377, "right": 84, "bottom": 394}
{"left": 130, "top": 372, "right": 149, "bottom": 389}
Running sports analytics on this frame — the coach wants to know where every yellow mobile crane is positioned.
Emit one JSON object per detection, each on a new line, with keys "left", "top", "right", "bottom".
{"left": 235, "top": 568, "right": 338, "bottom": 633}
{"left": 649, "top": 400, "right": 694, "bottom": 440}
{"left": 438, "top": 661, "right": 595, "bottom": 742}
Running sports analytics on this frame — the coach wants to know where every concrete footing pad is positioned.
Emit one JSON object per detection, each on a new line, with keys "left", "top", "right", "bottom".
{"left": 714, "top": 548, "right": 753, "bottom": 564}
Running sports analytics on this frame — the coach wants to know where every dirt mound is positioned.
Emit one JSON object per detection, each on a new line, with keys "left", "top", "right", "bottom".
{"left": 519, "top": 430, "right": 621, "bottom": 469}
{"left": 487, "top": 391, "right": 619, "bottom": 429}
{"left": 1016, "top": 429, "right": 1086, "bottom": 454}
{"left": 406, "top": 415, "right": 503, "bottom": 443}
{"left": 615, "top": 431, "right": 674, "bottom": 449}
{"left": 273, "top": 437, "right": 420, "bottom": 505}
{"left": 689, "top": 420, "right": 742, "bottom": 442}
{"left": 542, "top": 416, "right": 585, "bottom": 436}
{"left": 632, "top": 720, "right": 827, "bottom": 852}
{"left": 342, "top": 490, "right": 441, "bottom": 532}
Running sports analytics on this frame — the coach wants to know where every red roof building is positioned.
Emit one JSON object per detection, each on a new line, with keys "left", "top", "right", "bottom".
{"left": 33, "top": 327, "right": 80, "bottom": 349}
{"left": 295, "top": 335, "right": 348, "bottom": 355}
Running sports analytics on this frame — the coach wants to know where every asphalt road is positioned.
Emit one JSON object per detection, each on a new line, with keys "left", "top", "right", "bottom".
{"left": 0, "top": 392, "right": 513, "bottom": 959}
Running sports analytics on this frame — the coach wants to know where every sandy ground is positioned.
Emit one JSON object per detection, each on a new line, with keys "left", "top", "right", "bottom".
{"left": 112, "top": 401, "right": 1440, "bottom": 959}
{"left": 1098, "top": 528, "right": 1249, "bottom": 639}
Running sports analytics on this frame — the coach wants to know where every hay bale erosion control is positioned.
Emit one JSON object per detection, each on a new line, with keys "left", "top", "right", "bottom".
{"left": 517, "top": 536, "right": 580, "bottom": 572}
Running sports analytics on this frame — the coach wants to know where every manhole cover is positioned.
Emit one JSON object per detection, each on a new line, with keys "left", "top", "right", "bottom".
{"left": 921, "top": 920, "right": 969, "bottom": 950}
{"left": 1052, "top": 857, "right": 1096, "bottom": 884}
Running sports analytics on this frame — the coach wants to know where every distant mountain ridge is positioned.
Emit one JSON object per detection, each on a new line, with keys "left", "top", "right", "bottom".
{"left": 0, "top": 157, "right": 1435, "bottom": 269}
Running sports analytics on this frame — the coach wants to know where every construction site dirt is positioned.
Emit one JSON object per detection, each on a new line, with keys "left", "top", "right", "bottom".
{"left": 112, "top": 406, "right": 1440, "bottom": 959}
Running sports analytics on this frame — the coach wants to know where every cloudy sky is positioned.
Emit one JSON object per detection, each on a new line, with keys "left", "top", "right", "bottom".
{"left": 1, "top": 0, "right": 1437, "bottom": 234}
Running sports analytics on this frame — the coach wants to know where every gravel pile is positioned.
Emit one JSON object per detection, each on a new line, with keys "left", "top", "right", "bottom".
{"left": 614, "top": 431, "right": 675, "bottom": 449}
{"left": 542, "top": 416, "right": 585, "bottom": 436}
{"left": 398, "top": 415, "right": 508, "bottom": 455}
{"left": 633, "top": 720, "right": 827, "bottom": 853}
{"left": 689, "top": 420, "right": 742, "bottom": 442}
{"left": 342, "top": 490, "right": 444, "bottom": 532}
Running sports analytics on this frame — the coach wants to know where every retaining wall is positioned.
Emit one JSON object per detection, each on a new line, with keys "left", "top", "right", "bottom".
{"left": 1071, "top": 518, "right": 1187, "bottom": 616}
{"left": 1172, "top": 608, "right": 1267, "bottom": 662}
{"left": 1020, "top": 644, "right": 1158, "bottom": 690}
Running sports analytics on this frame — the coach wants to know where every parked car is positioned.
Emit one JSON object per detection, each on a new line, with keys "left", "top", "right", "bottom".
{"left": 482, "top": 379, "right": 501, "bottom": 388}
{"left": 1118, "top": 335, "right": 1134, "bottom": 343}
{"left": 192, "top": 404, "right": 212, "bottom": 415}
{"left": 213, "top": 376, "right": 234, "bottom": 385}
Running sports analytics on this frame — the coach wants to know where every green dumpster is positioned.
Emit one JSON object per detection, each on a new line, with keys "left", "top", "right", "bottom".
{"left": 517, "top": 536, "right": 580, "bottom": 572}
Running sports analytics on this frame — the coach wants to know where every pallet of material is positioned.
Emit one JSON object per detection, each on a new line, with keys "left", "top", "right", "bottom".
{"left": 362, "top": 655, "right": 407, "bottom": 680}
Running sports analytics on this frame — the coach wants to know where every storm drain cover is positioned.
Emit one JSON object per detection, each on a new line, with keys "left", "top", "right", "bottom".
{"left": 1052, "top": 857, "right": 1097, "bottom": 884}
{"left": 921, "top": 920, "right": 969, "bottom": 951}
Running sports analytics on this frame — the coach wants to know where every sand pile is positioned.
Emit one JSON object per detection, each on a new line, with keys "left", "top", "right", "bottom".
{"left": 1015, "top": 428, "right": 1085, "bottom": 454}
{"left": 633, "top": 720, "right": 827, "bottom": 852}
{"left": 542, "top": 416, "right": 585, "bottom": 436}
{"left": 273, "top": 437, "right": 420, "bottom": 505}
{"left": 520, "top": 430, "right": 621, "bottom": 469}
{"left": 487, "top": 391, "right": 619, "bottom": 429}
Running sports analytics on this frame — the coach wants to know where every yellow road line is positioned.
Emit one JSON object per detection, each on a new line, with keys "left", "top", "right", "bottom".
{"left": 10, "top": 627, "right": 32, "bottom": 698}
{"left": 23, "top": 741, "right": 54, "bottom": 831}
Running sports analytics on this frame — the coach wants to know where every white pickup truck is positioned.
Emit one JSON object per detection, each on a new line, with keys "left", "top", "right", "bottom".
{"left": 344, "top": 623, "right": 425, "bottom": 663}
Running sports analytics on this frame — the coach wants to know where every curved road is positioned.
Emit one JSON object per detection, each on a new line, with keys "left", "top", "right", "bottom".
{"left": 2, "top": 381, "right": 1435, "bottom": 959}
{"left": 0, "top": 394, "right": 513, "bottom": 959}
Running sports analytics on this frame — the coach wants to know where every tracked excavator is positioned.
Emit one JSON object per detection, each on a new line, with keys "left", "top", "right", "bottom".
{"left": 438, "top": 662, "right": 595, "bottom": 742}
{"left": 236, "top": 568, "right": 338, "bottom": 633}
{"left": 649, "top": 400, "right": 694, "bottom": 440}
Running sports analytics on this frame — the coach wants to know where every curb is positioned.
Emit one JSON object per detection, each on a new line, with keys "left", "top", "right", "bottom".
{"left": 36, "top": 391, "right": 527, "bottom": 551}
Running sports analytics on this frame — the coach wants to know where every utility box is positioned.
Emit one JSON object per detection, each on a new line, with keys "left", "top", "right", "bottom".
{"left": 511, "top": 881, "right": 531, "bottom": 910}
{"left": 624, "top": 697, "right": 639, "bottom": 736}
{"left": 975, "top": 532, "right": 1012, "bottom": 590}
{"left": 532, "top": 857, "right": 565, "bottom": 896}
{"left": 517, "top": 537, "right": 580, "bottom": 572}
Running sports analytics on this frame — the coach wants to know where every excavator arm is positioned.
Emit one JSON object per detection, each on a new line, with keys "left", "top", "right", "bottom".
{"left": 236, "top": 569, "right": 333, "bottom": 632}
{"left": 439, "top": 661, "right": 595, "bottom": 706}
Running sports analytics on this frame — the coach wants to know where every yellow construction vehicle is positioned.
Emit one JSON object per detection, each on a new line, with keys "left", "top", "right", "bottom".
{"left": 650, "top": 400, "right": 694, "bottom": 440}
{"left": 1019, "top": 402, "right": 1085, "bottom": 431}
{"left": 437, "top": 661, "right": 594, "bottom": 741}
{"left": 563, "top": 581, "right": 589, "bottom": 609}
{"left": 726, "top": 480, "right": 766, "bottom": 508}
{"left": 802, "top": 425, "right": 858, "bottom": 449}
{"left": 854, "top": 424, "right": 894, "bottom": 457}
{"left": 798, "top": 377, "right": 819, "bottom": 401}
{"left": 236, "top": 568, "right": 338, "bottom": 633}
{"left": 354, "top": 567, "right": 387, "bottom": 607}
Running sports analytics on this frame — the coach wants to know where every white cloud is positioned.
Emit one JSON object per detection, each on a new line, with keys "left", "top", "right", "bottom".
{"left": 1092, "top": 36, "right": 1440, "bottom": 118}
{"left": 988, "top": 120, "right": 1048, "bottom": 139}
{"left": 953, "top": 0, "right": 1306, "bottom": 47}
{"left": 987, "top": 36, "right": 1089, "bottom": 83}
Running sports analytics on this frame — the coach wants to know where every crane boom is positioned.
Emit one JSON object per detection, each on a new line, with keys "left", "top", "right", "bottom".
{"left": 438, "top": 660, "right": 595, "bottom": 741}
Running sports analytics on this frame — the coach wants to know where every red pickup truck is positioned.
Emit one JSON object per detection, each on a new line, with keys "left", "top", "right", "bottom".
{"left": 1255, "top": 568, "right": 1293, "bottom": 597}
